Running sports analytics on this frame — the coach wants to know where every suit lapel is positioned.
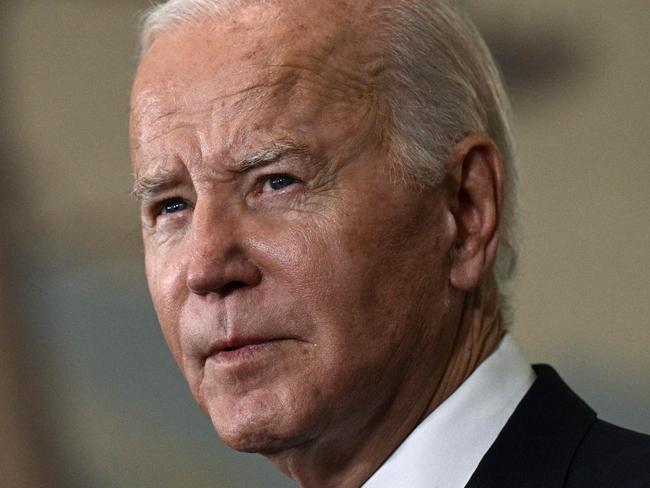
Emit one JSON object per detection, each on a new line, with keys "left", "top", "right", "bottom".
{"left": 465, "top": 365, "right": 597, "bottom": 488}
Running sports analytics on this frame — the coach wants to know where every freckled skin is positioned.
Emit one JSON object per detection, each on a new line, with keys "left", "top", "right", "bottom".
{"left": 130, "top": 2, "right": 505, "bottom": 487}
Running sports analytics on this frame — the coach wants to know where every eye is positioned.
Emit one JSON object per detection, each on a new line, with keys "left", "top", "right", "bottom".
{"left": 160, "top": 198, "right": 190, "bottom": 215}
{"left": 262, "top": 174, "right": 299, "bottom": 192}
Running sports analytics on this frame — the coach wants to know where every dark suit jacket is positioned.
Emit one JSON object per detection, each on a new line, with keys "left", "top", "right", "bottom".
{"left": 465, "top": 365, "right": 650, "bottom": 487}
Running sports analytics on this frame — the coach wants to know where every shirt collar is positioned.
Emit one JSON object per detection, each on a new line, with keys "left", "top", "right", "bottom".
{"left": 362, "top": 334, "right": 535, "bottom": 488}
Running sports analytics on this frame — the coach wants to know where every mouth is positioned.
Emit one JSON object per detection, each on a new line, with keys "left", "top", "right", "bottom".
{"left": 206, "top": 337, "right": 290, "bottom": 364}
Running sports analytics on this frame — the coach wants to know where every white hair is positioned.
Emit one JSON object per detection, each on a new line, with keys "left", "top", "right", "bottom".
{"left": 138, "top": 0, "right": 519, "bottom": 317}
{"left": 140, "top": 0, "right": 244, "bottom": 54}
{"left": 374, "top": 2, "right": 519, "bottom": 319}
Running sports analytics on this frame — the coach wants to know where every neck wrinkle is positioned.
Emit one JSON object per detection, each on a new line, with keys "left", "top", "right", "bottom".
{"left": 423, "top": 273, "right": 505, "bottom": 421}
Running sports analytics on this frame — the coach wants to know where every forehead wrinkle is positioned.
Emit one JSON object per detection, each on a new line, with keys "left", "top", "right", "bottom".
{"left": 140, "top": 123, "right": 196, "bottom": 149}
{"left": 264, "top": 61, "right": 379, "bottom": 105}
{"left": 135, "top": 78, "right": 271, "bottom": 146}
{"left": 257, "top": 25, "right": 385, "bottom": 105}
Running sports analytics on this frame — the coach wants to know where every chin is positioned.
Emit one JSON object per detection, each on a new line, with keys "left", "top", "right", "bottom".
{"left": 205, "top": 388, "right": 319, "bottom": 454}
{"left": 216, "top": 424, "right": 292, "bottom": 454}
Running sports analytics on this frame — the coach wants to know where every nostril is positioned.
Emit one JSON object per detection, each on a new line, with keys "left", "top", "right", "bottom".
{"left": 186, "top": 259, "right": 262, "bottom": 295}
{"left": 219, "top": 280, "right": 248, "bottom": 296}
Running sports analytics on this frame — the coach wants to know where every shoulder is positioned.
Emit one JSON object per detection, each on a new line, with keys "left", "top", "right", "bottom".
{"left": 466, "top": 363, "right": 650, "bottom": 488}
{"left": 567, "top": 419, "right": 650, "bottom": 487}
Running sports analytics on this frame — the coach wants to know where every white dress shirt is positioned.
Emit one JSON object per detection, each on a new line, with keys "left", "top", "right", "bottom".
{"left": 362, "top": 334, "right": 535, "bottom": 488}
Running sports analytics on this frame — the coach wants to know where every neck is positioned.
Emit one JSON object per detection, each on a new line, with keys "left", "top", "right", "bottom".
{"left": 268, "top": 275, "right": 505, "bottom": 488}
{"left": 423, "top": 273, "right": 505, "bottom": 419}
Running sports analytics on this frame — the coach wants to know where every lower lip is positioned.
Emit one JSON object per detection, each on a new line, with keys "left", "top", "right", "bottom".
{"left": 211, "top": 341, "right": 284, "bottom": 363}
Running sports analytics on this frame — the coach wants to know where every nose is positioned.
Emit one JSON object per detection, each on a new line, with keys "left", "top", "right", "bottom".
{"left": 186, "top": 202, "right": 262, "bottom": 297}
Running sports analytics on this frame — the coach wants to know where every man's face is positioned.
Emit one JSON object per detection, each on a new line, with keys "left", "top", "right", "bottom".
{"left": 130, "top": 3, "right": 458, "bottom": 454}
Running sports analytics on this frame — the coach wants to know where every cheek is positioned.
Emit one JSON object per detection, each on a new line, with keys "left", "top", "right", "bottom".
{"left": 258, "top": 217, "right": 381, "bottom": 354}
{"left": 307, "top": 198, "right": 452, "bottom": 353}
{"left": 251, "top": 213, "right": 338, "bottom": 300}
{"left": 145, "top": 242, "right": 188, "bottom": 363}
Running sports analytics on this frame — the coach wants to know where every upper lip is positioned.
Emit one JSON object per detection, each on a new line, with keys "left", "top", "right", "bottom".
{"left": 205, "top": 336, "right": 289, "bottom": 357}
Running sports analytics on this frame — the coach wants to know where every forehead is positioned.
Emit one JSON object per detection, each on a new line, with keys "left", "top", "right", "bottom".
{"left": 131, "top": 1, "right": 381, "bottom": 123}
{"left": 129, "top": 1, "right": 384, "bottom": 176}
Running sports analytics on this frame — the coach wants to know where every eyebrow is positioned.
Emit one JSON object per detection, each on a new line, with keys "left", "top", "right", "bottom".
{"left": 232, "top": 140, "right": 313, "bottom": 172}
{"left": 132, "top": 140, "right": 313, "bottom": 204}
{"left": 131, "top": 170, "right": 184, "bottom": 204}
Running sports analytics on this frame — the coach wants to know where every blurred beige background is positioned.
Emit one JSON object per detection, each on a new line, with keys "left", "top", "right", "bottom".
{"left": 1, "top": 1, "right": 648, "bottom": 487}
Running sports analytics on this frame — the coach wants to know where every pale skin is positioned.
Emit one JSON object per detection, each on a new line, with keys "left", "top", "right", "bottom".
{"left": 130, "top": 1, "right": 505, "bottom": 487}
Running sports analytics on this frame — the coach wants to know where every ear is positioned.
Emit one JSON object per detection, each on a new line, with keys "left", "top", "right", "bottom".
{"left": 446, "top": 134, "right": 504, "bottom": 291}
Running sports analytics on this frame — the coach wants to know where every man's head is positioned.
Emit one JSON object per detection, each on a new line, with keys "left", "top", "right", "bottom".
{"left": 130, "top": 0, "right": 514, "bottom": 482}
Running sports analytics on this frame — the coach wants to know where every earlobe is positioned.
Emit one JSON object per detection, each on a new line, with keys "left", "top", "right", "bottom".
{"left": 451, "top": 248, "right": 486, "bottom": 290}
{"left": 447, "top": 135, "right": 503, "bottom": 291}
